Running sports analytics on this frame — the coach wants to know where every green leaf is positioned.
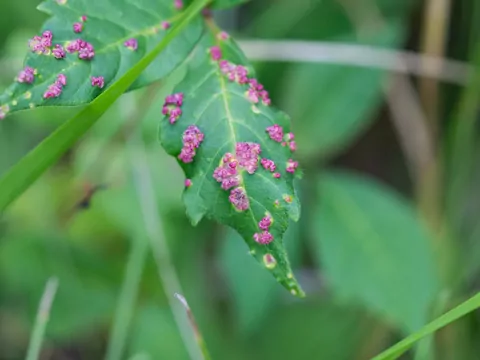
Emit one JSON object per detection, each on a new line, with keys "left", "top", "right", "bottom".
{"left": 373, "top": 292, "right": 480, "bottom": 360}
{"left": 282, "top": 23, "right": 405, "bottom": 159}
{"left": 0, "top": 0, "right": 203, "bottom": 116}
{"left": 312, "top": 170, "right": 439, "bottom": 332}
{"left": 0, "top": 0, "right": 210, "bottom": 212}
{"left": 158, "top": 29, "right": 303, "bottom": 296}
{"left": 255, "top": 300, "right": 367, "bottom": 360}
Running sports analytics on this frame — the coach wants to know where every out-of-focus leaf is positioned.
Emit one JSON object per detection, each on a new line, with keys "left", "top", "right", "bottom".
{"left": 283, "top": 23, "right": 405, "bottom": 159}
{"left": 158, "top": 30, "right": 303, "bottom": 295}
{"left": 0, "top": 0, "right": 203, "bottom": 114}
{"left": 128, "top": 304, "right": 189, "bottom": 360}
{"left": 254, "top": 300, "right": 367, "bottom": 360}
{"left": 0, "top": 234, "right": 120, "bottom": 339}
{"left": 312, "top": 170, "right": 439, "bottom": 333}
{"left": 373, "top": 292, "right": 480, "bottom": 360}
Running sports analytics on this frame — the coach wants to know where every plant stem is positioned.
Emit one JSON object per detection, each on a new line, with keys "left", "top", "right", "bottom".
{"left": 104, "top": 236, "right": 149, "bottom": 360}
{"left": 127, "top": 136, "right": 207, "bottom": 360}
{"left": 25, "top": 277, "right": 59, "bottom": 360}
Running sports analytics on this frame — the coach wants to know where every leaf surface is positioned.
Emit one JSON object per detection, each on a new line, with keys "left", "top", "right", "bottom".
{"left": 0, "top": 0, "right": 203, "bottom": 116}
{"left": 158, "top": 27, "right": 303, "bottom": 296}
{"left": 312, "top": 170, "right": 439, "bottom": 332}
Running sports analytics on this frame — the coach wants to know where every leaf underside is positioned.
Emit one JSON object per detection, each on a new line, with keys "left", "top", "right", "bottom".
{"left": 0, "top": 0, "right": 203, "bottom": 116}
{"left": 158, "top": 28, "right": 304, "bottom": 296}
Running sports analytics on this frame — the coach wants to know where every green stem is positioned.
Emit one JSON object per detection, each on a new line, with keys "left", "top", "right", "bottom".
{"left": 25, "top": 277, "right": 59, "bottom": 360}
{"left": 127, "top": 137, "right": 210, "bottom": 360}
{"left": 104, "top": 236, "right": 149, "bottom": 360}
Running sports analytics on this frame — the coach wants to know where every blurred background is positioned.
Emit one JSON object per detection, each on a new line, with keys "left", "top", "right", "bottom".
{"left": 1, "top": 0, "right": 480, "bottom": 359}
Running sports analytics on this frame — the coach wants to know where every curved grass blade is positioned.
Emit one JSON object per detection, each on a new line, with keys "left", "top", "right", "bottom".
{"left": 0, "top": 0, "right": 203, "bottom": 116}
{"left": 158, "top": 23, "right": 304, "bottom": 296}
{"left": 372, "top": 292, "right": 480, "bottom": 360}
{"left": 0, "top": 0, "right": 210, "bottom": 212}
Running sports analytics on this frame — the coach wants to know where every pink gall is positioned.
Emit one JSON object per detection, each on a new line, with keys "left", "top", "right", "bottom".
{"left": 285, "top": 132, "right": 295, "bottom": 141}
{"left": 273, "top": 172, "right": 281, "bottom": 179}
{"left": 91, "top": 76, "right": 104, "bottom": 88}
{"left": 56, "top": 73, "right": 67, "bottom": 86}
{"left": 124, "top": 38, "right": 138, "bottom": 51}
{"left": 43, "top": 82, "right": 63, "bottom": 99}
{"left": 81, "top": 15, "right": 87, "bottom": 22}
{"left": 236, "top": 142, "right": 261, "bottom": 174}
{"left": 229, "top": 187, "right": 249, "bottom": 211}
{"left": 52, "top": 44, "right": 65, "bottom": 59}
{"left": 185, "top": 179, "right": 192, "bottom": 187}
{"left": 283, "top": 194, "right": 293, "bottom": 203}
{"left": 289, "top": 141, "right": 297, "bottom": 152}
{"left": 16, "top": 66, "right": 35, "bottom": 84}
{"left": 261, "top": 158, "right": 276, "bottom": 172}
{"left": 254, "top": 231, "right": 273, "bottom": 245}
{"left": 210, "top": 46, "right": 222, "bottom": 61}
{"left": 286, "top": 159, "right": 299, "bottom": 173}
{"left": 161, "top": 21, "right": 171, "bottom": 30}
{"left": 259, "top": 214, "right": 272, "bottom": 231}
{"left": 178, "top": 125, "right": 204, "bottom": 163}
{"left": 174, "top": 0, "right": 183, "bottom": 9}
{"left": 78, "top": 41, "right": 95, "bottom": 60}
{"left": 266, "top": 124, "right": 284, "bottom": 142}
{"left": 217, "top": 31, "right": 230, "bottom": 41}
{"left": 73, "top": 22, "right": 83, "bottom": 33}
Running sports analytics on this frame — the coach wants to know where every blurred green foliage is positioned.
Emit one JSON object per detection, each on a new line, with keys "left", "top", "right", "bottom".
{"left": 1, "top": 0, "right": 480, "bottom": 359}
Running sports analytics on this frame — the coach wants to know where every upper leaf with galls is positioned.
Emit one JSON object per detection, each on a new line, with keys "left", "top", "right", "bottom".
{"left": 158, "top": 26, "right": 303, "bottom": 296}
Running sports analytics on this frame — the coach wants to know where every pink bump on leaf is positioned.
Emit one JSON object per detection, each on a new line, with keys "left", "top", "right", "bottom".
{"left": 213, "top": 152, "right": 240, "bottom": 189}
{"left": 283, "top": 194, "right": 293, "bottom": 203}
{"left": 52, "top": 44, "right": 65, "bottom": 59}
{"left": 185, "top": 179, "right": 192, "bottom": 187}
{"left": 286, "top": 159, "right": 298, "bottom": 173}
{"left": 217, "top": 31, "right": 230, "bottom": 40}
{"left": 221, "top": 177, "right": 240, "bottom": 190}
{"left": 65, "top": 40, "right": 80, "bottom": 53}
{"left": 56, "top": 73, "right": 67, "bottom": 86}
{"left": 91, "top": 76, "right": 104, "bottom": 88}
{"left": 289, "top": 141, "right": 297, "bottom": 152}
{"left": 42, "top": 31, "right": 53, "bottom": 47}
{"left": 285, "top": 132, "right": 295, "bottom": 141}
{"left": 210, "top": 46, "right": 222, "bottom": 61}
{"left": 261, "top": 158, "right": 276, "bottom": 172}
{"left": 81, "top": 15, "right": 87, "bottom": 22}
{"left": 273, "top": 172, "right": 281, "bottom": 179}
{"left": 124, "top": 38, "right": 138, "bottom": 51}
{"left": 163, "top": 93, "right": 184, "bottom": 124}
{"left": 174, "top": 0, "right": 183, "bottom": 9}
{"left": 266, "top": 124, "right": 284, "bottom": 142}
{"left": 169, "top": 107, "right": 182, "bottom": 124}
{"left": 229, "top": 187, "right": 249, "bottom": 211}
{"left": 73, "top": 22, "right": 83, "bottom": 33}
{"left": 259, "top": 214, "right": 272, "bottom": 231}
{"left": 78, "top": 41, "right": 95, "bottom": 60}
{"left": 254, "top": 231, "right": 273, "bottom": 245}
{"left": 43, "top": 82, "right": 63, "bottom": 99}
{"left": 16, "top": 66, "right": 35, "bottom": 84}
{"left": 236, "top": 142, "right": 261, "bottom": 174}
{"left": 161, "top": 21, "right": 171, "bottom": 30}
{"left": 178, "top": 125, "right": 204, "bottom": 163}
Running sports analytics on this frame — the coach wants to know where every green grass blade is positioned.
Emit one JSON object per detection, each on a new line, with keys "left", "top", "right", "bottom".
{"left": 25, "top": 277, "right": 59, "bottom": 360}
{"left": 372, "top": 292, "right": 480, "bottom": 360}
{"left": 0, "top": 0, "right": 210, "bottom": 212}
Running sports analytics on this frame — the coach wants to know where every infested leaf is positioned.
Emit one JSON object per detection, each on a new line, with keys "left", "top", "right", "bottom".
{"left": 0, "top": 0, "right": 203, "bottom": 117}
{"left": 158, "top": 26, "right": 303, "bottom": 296}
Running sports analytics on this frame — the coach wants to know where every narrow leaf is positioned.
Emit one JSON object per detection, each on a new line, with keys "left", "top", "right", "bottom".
{"left": 158, "top": 25, "right": 303, "bottom": 295}
{"left": 0, "top": 0, "right": 203, "bottom": 116}
{"left": 0, "top": 0, "right": 210, "bottom": 212}
{"left": 373, "top": 292, "right": 480, "bottom": 360}
{"left": 312, "top": 170, "right": 439, "bottom": 332}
